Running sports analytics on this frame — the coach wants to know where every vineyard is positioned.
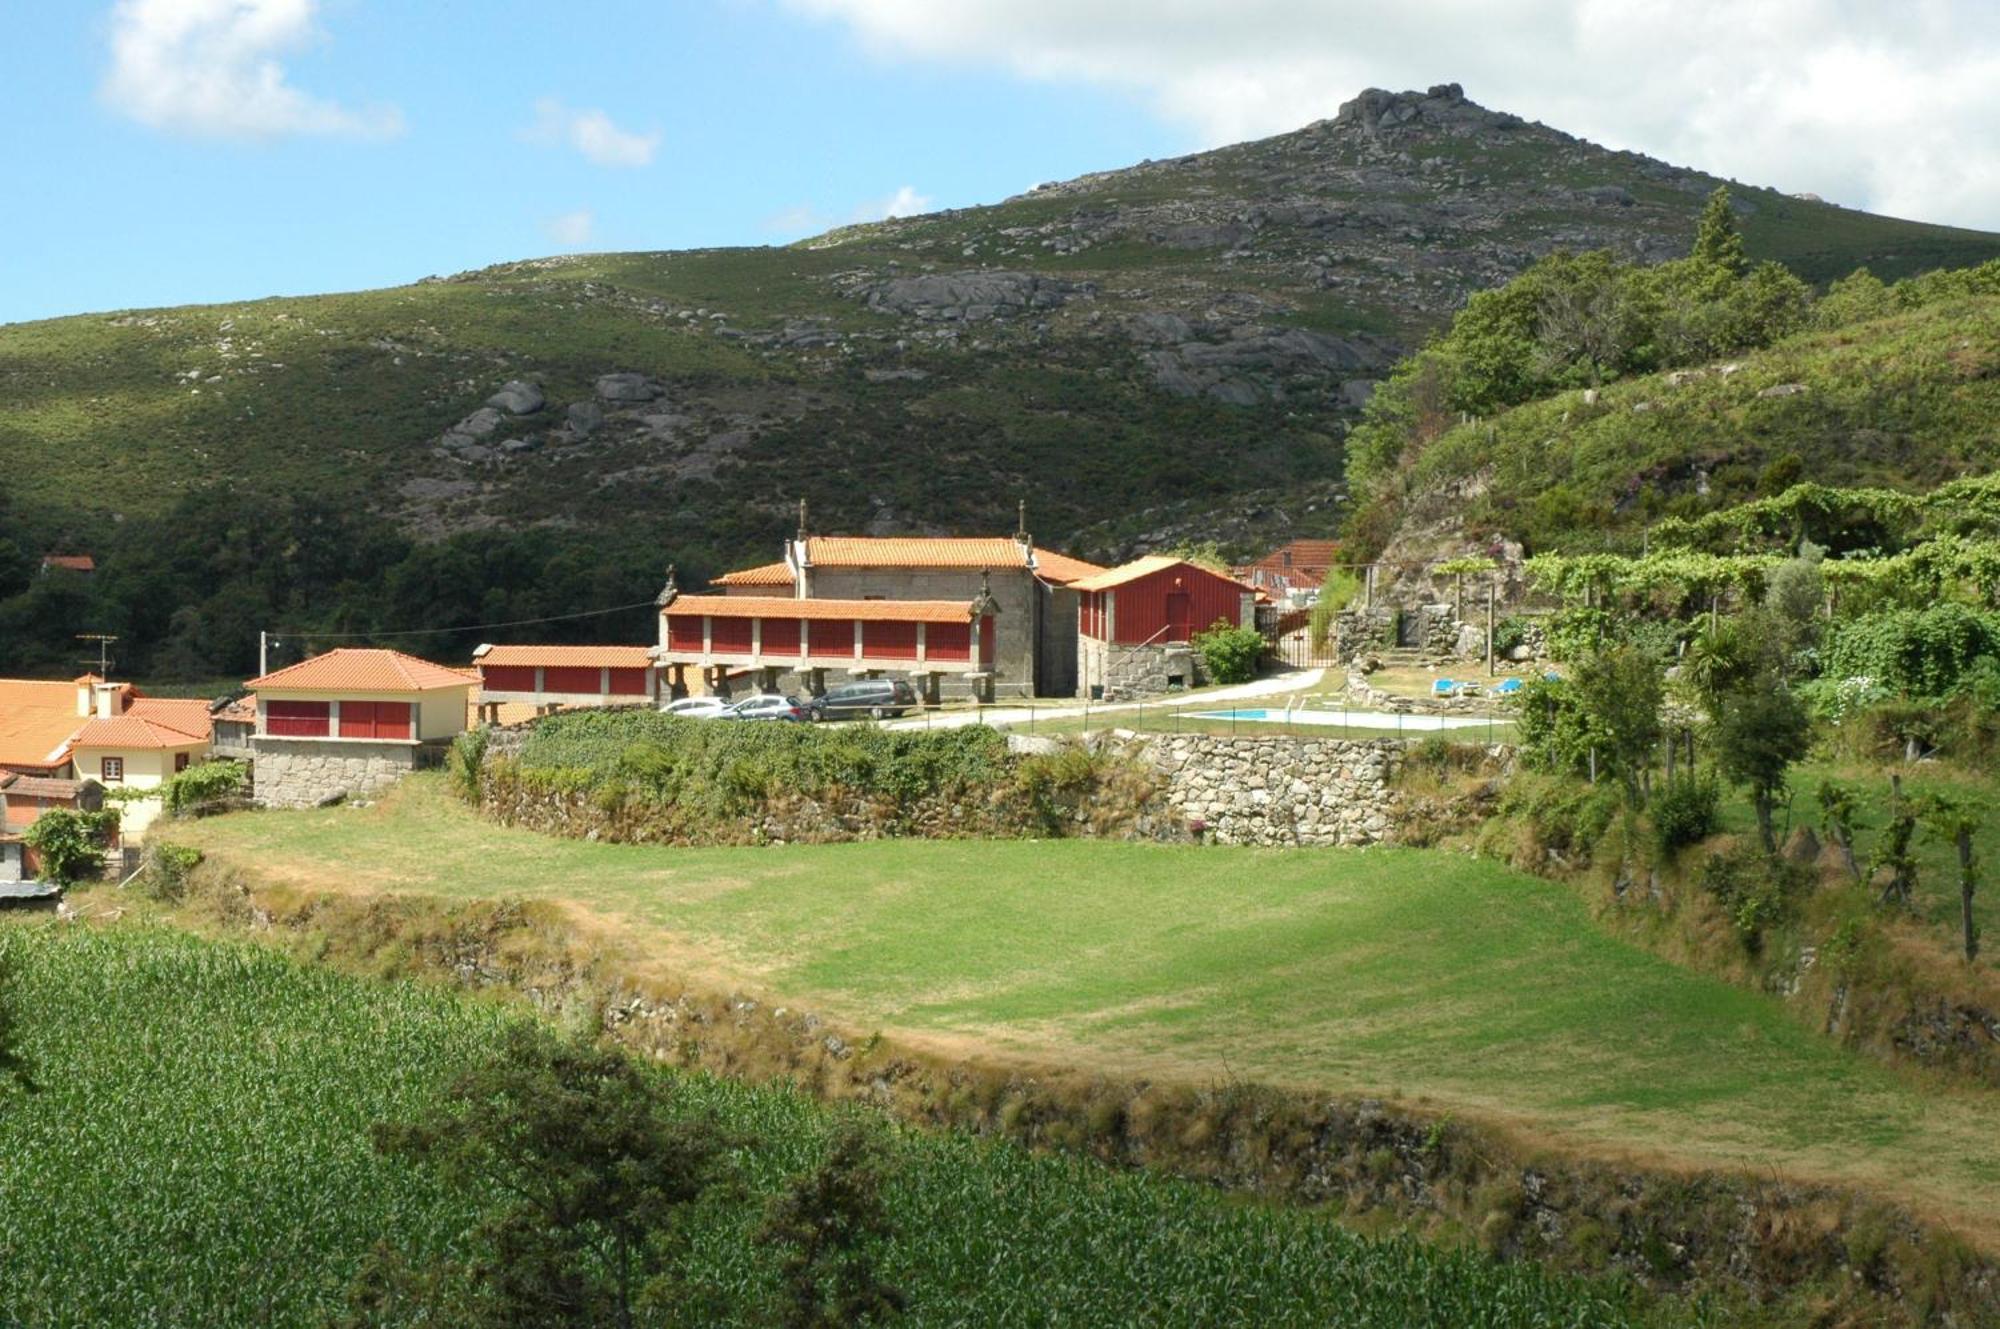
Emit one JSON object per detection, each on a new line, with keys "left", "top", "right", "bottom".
{"left": 0, "top": 925, "right": 1663, "bottom": 1328}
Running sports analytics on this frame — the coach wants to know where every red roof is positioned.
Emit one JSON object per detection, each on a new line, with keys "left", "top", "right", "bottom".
{"left": 663, "top": 594, "right": 980, "bottom": 625}
{"left": 712, "top": 561, "right": 795, "bottom": 587}
{"left": 1070, "top": 555, "right": 1251, "bottom": 593}
{"left": 0, "top": 773, "right": 83, "bottom": 801}
{"left": 126, "top": 697, "right": 214, "bottom": 741}
{"left": 70, "top": 715, "right": 207, "bottom": 751}
{"left": 473, "top": 644, "right": 656, "bottom": 669}
{"left": 41, "top": 554, "right": 96, "bottom": 573}
{"left": 800, "top": 537, "right": 1105, "bottom": 584}
{"left": 247, "top": 648, "right": 480, "bottom": 693}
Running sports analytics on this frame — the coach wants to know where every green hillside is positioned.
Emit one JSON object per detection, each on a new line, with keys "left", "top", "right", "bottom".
{"left": 1376, "top": 293, "right": 2000, "bottom": 563}
{"left": 4, "top": 83, "right": 1997, "bottom": 676}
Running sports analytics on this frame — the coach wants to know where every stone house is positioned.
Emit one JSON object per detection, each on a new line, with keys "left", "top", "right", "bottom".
{"left": 244, "top": 649, "right": 478, "bottom": 809}
{"left": 700, "top": 506, "right": 1105, "bottom": 699}
{"left": 1074, "top": 556, "right": 1256, "bottom": 699}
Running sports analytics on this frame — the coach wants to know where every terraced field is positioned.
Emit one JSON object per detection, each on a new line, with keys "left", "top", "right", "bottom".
{"left": 174, "top": 776, "right": 2000, "bottom": 1244}
{"left": 0, "top": 925, "right": 1662, "bottom": 1327}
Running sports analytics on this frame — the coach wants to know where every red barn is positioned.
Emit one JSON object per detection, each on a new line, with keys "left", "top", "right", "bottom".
{"left": 1071, "top": 557, "right": 1255, "bottom": 698}
{"left": 470, "top": 644, "right": 661, "bottom": 723}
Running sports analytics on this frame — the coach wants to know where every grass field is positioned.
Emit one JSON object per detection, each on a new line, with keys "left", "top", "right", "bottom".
{"left": 173, "top": 777, "right": 2000, "bottom": 1243}
{"left": 0, "top": 925, "right": 1665, "bottom": 1328}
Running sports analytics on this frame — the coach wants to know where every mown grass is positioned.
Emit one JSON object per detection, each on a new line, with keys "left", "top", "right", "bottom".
{"left": 0, "top": 925, "right": 1668, "bottom": 1328}
{"left": 173, "top": 776, "right": 2000, "bottom": 1242}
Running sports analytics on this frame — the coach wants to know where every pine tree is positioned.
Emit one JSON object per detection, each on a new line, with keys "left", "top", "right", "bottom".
{"left": 1693, "top": 186, "right": 1748, "bottom": 276}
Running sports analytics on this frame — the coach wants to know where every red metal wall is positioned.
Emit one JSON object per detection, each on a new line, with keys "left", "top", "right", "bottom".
{"left": 608, "top": 668, "right": 649, "bottom": 696}
{"left": 807, "top": 619, "right": 852, "bottom": 657}
{"left": 927, "top": 622, "right": 970, "bottom": 661}
{"left": 482, "top": 665, "right": 536, "bottom": 692}
{"left": 666, "top": 616, "right": 704, "bottom": 651}
{"left": 710, "top": 618, "right": 752, "bottom": 652}
{"left": 338, "top": 701, "right": 412, "bottom": 740}
{"left": 863, "top": 621, "right": 919, "bottom": 661}
{"left": 1110, "top": 563, "right": 1244, "bottom": 644}
{"left": 761, "top": 618, "right": 802, "bottom": 655}
{"left": 543, "top": 666, "right": 600, "bottom": 694}
{"left": 266, "top": 700, "right": 331, "bottom": 737}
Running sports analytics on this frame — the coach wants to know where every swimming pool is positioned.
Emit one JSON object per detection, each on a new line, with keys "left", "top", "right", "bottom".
{"left": 1185, "top": 707, "right": 1505, "bottom": 731}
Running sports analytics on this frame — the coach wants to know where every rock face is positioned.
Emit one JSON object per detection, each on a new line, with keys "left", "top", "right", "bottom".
{"left": 1143, "top": 328, "right": 1397, "bottom": 404}
{"left": 864, "top": 271, "right": 1081, "bottom": 321}
{"left": 486, "top": 380, "right": 545, "bottom": 414}
{"left": 564, "top": 401, "right": 605, "bottom": 437}
{"left": 1136, "top": 734, "right": 1404, "bottom": 847}
{"left": 252, "top": 737, "right": 442, "bottom": 809}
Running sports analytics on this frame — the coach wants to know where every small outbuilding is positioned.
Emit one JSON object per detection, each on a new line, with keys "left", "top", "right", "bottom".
{"left": 471, "top": 644, "right": 661, "bottom": 722}
{"left": 1072, "top": 556, "right": 1255, "bottom": 698}
{"left": 244, "top": 648, "right": 478, "bottom": 809}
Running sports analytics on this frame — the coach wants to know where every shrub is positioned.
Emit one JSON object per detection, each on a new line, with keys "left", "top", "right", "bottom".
{"left": 1492, "top": 616, "right": 1531, "bottom": 657}
{"left": 1307, "top": 567, "right": 1364, "bottom": 648}
{"left": 1650, "top": 773, "right": 1721, "bottom": 857}
{"left": 137, "top": 842, "right": 203, "bottom": 903}
{"left": 1697, "top": 845, "right": 1809, "bottom": 954}
{"left": 447, "top": 727, "right": 489, "bottom": 802}
{"left": 160, "top": 760, "right": 246, "bottom": 818}
{"left": 1821, "top": 604, "right": 2000, "bottom": 700}
{"left": 1192, "top": 620, "right": 1264, "bottom": 685}
{"left": 22, "top": 809, "right": 119, "bottom": 886}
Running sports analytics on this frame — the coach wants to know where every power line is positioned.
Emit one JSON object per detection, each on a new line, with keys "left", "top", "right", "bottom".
{"left": 268, "top": 598, "right": 659, "bottom": 643}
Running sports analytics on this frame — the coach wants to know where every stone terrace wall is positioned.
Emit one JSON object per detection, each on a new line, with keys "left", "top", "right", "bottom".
{"left": 1135, "top": 734, "right": 1402, "bottom": 846}
{"left": 252, "top": 737, "right": 448, "bottom": 809}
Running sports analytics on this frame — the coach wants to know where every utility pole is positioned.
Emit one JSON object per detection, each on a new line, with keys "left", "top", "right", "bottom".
{"left": 260, "top": 631, "right": 269, "bottom": 678}
{"left": 76, "top": 633, "right": 118, "bottom": 677}
{"left": 1486, "top": 581, "right": 1496, "bottom": 678}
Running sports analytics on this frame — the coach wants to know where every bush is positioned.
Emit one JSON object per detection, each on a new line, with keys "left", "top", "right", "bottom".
{"left": 1821, "top": 604, "right": 2000, "bottom": 700}
{"left": 1192, "top": 620, "right": 1264, "bottom": 685}
{"left": 1697, "top": 845, "right": 1809, "bottom": 954}
{"left": 137, "top": 842, "right": 203, "bottom": 903}
{"left": 22, "top": 809, "right": 118, "bottom": 886}
{"left": 1307, "top": 567, "right": 1363, "bottom": 648}
{"left": 160, "top": 761, "right": 246, "bottom": 818}
{"left": 1649, "top": 773, "right": 1721, "bottom": 857}
{"left": 1492, "top": 616, "right": 1531, "bottom": 657}
{"left": 447, "top": 727, "right": 489, "bottom": 802}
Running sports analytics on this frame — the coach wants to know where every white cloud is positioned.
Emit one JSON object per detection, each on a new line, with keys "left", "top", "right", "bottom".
{"left": 762, "top": 184, "right": 935, "bottom": 238}
{"left": 524, "top": 97, "right": 660, "bottom": 168}
{"left": 784, "top": 0, "right": 2000, "bottom": 229}
{"left": 101, "top": 0, "right": 403, "bottom": 140}
{"left": 543, "top": 208, "right": 595, "bottom": 249}
{"left": 864, "top": 184, "right": 933, "bottom": 219}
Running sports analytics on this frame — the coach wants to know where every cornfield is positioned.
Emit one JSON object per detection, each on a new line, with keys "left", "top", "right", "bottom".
{"left": 0, "top": 927, "right": 1665, "bottom": 1327}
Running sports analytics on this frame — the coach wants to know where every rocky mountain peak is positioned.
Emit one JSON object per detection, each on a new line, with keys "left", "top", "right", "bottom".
{"left": 1330, "top": 82, "right": 1515, "bottom": 134}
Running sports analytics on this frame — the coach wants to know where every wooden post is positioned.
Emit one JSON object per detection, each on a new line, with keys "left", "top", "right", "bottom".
{"left": 1485, "top": 581, "right": 1496, "bottom": 677}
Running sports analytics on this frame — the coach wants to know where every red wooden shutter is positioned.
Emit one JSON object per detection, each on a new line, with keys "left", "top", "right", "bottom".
{"left": 266, "top": 700, "right": 331, "bottom": 737}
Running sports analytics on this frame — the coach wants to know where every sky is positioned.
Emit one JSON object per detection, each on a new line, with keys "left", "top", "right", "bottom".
{"left": 4, "top": 1, "right": 1998, "bottom": 327}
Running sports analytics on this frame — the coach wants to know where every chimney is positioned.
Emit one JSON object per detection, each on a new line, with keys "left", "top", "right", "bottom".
{"left": 94, "top": 684, "right": 122, "bottom": 719}
{"left": 75, "top": 679, "right": 92, "bottom": 717}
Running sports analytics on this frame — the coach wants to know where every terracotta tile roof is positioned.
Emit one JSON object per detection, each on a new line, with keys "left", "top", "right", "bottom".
{"left": 126, "top": 697, "right": 215, "bottom": 741}
{"left": 70, "top": 715, "right": 207, "bottom": 751}
{"left": 1069, "top": 556, "right": 1257, "bottom": 595}
{"left": 799, "top": 536, "right": 1106, "bottom": 584}
{"left": 211, "top": 694, "right": 258, "bottom": 724}
{"left": 712, "top": 561, "right": 795, "bottom": 587}
{"left": 1028, "top": 549, "right": 1109, "bottom": 584}
{"left": 247, "top": 648, "right": 480, "bottom": 693}
{"left": 662, "top": 595, "right": 979, "bottom": 624}
{"left": 473, "top": 644, "right": 656, "bottom": 669}
{"left": 41, "top": 554, "right": 95, "bottom": 573}
{"left": 0, "top": 679, "right": 86, "bottom": 769}
{"left": 0, "top": 773, "right": 82, "bottom": 801}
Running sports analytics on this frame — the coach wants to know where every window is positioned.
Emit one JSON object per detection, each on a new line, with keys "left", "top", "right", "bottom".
{"left": 174, "top": 752, "right": 191, "bottom": 774}
{"left": 101, "top": 756, "right": 124, "bottom": 783}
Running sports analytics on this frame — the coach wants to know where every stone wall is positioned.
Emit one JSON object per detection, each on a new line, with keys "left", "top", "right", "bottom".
{"left": 1133, "top": 733, "right": 1402, "bottom": 846}
{"left": 1078, "top": 637, "right": 1203, "bottom": 700}
{"left": 251, "top": 737, "right": 448, "bottom": 809}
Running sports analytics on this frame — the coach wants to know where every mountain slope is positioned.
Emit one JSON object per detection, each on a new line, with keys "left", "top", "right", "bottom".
{"left": 5, "top": 84, "right": 1997, "bottom": 581}
{"left": 1374, "top": 291, "right": 2000, "bottom": 570}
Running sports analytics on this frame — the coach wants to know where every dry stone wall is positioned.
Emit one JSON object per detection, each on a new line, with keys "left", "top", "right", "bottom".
{"left": 1134, "top": 734, "right": 1403, "bottom": 846}
{"left": 251, "top": 737, "right": 446, "bottom": 809}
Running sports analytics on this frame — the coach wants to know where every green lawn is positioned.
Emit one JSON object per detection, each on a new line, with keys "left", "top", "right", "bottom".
{"left": 175, "top": 776, "right": 2000, "bottom": 1240}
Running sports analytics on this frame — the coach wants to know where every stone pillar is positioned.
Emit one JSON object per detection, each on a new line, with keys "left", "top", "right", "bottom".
{"left": 667, "top": 664, "right": 689, "bottom": 700}
{"left": 806, "top": 667, "right": 827, "bottom": 697}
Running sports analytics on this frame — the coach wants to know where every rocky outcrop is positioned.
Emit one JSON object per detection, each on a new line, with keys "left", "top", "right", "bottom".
{"left": 485, "top": 380, "right": 545, "bottom": 414}
{"left": 1143, "top": 327, "right": 1397, "bottom": 404}
{"left": 863, "top": 270, "right": 1084, "bottom": 321}
{"left": 595, "top": 372, "right": 665, "bottom": 403}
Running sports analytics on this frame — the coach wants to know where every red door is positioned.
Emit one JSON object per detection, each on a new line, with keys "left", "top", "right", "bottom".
{"left": 1165, "top": 592, "right": 1193, "bottom": 642}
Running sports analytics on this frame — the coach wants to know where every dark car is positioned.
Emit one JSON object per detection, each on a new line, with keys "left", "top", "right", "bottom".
{"left": 805, "top": 679, "right": 918, "bottom": 722}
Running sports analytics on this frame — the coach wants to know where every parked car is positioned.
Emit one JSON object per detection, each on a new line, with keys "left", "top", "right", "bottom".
{"left": 805, "top": 678, "right": 918, "bottom": 722}
{"left": 662, "top": 696, "right": 730, "bottom": 719}
{"left": 721, "top": 694, "right": 807, "bottom": 723}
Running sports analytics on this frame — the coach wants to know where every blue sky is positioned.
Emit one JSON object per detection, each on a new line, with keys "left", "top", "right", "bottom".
{"left": 0, "top": 1, "right": 1174, "bottom": 325}
{"left": 6, "top": 2, "right": 1998, "bottom": 327}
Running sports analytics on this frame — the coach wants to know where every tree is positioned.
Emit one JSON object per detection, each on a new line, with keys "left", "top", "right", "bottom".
{"left": 758, "top": 1119, "right": 906, "bottom": 1328}
{"left": 352, "top": 1024, "right": 736, "bottom": 1328}
{"left": 1922, "top": 794, "right": 1982, "bottom": 962}
{"left": 1192, "top": 620, "right": 1265, "bottom": 684}
{"left": 1710, "top": 679, "right": 1812, "bottom": 854}
{"left": 1572, "top": 646, "right": 1665, "bottom": 801}
{"left": 1873, "top": 779, "right": 1921, "bottom": 909}
{"left": 22, "top": 809, "right": 117, "bottom": 886}
{"left": 1307, "top": 566, "right": 1363, "bottom": 648}
{"left": 1817, "top": 781, "right": 1861, "bottom": 882}
{"left": 1692, "top": 187, "right": 1748, "bottom": 276}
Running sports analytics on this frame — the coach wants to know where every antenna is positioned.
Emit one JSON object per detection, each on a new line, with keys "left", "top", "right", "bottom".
{"left": 75, "top": 633, "right": 118, "bottom": 677}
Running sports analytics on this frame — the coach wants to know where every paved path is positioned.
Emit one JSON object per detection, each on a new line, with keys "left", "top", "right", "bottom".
{"left": 883, "top": 668, "right": 1327, "bottom": 731}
